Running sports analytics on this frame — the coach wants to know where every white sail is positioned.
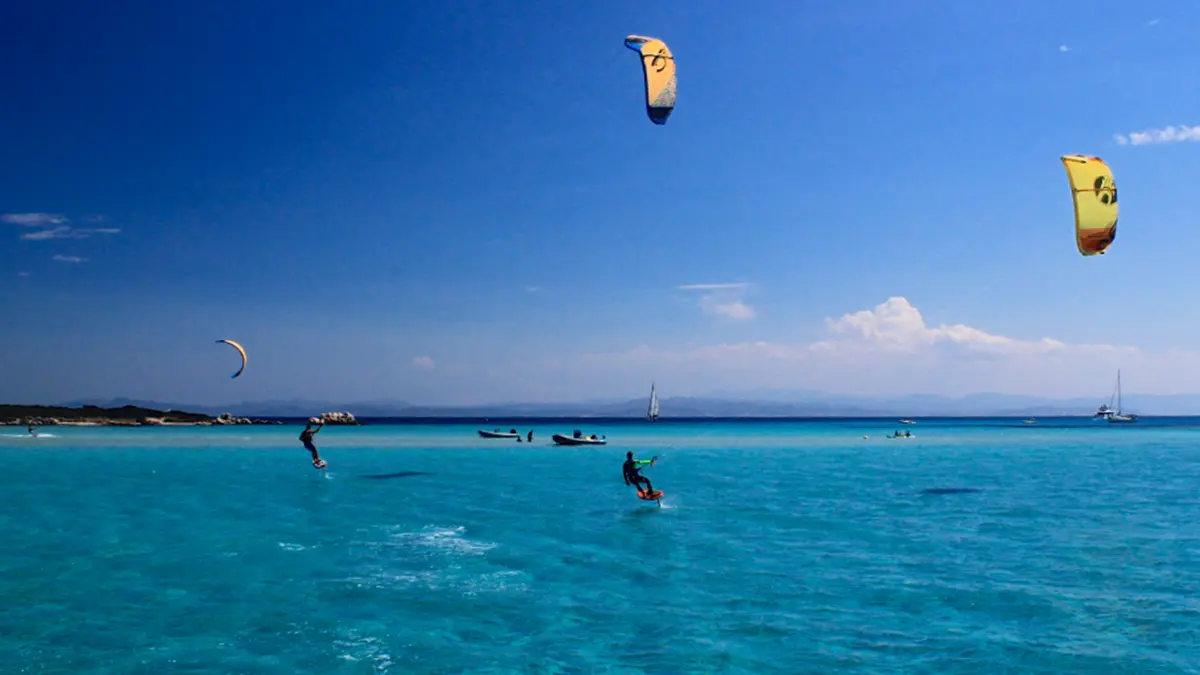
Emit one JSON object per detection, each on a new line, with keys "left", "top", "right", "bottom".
{"left": 647, "top": 382, "right": 659, "bottom": 421}
{"left": 1107, "top": 369, "right": 1138, "bottom": 423}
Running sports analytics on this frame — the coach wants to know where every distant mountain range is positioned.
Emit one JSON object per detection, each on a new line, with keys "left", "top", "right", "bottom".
{"left": 47, "top": 391, "right": 1200, "bottom": 417}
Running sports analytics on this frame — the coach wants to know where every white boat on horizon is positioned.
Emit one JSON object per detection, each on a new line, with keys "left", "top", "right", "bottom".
{"left": 899, "top": 419, "right": 916, "bottom": 425}
{"left": 1096, "top": 369, "right": 1138, "bottom": 423}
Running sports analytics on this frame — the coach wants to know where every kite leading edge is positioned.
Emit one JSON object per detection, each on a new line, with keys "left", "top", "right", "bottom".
{"left": 216, "top": 339, "right": 247, "bottom": 379}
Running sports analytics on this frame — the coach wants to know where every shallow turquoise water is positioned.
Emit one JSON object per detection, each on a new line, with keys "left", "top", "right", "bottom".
{"left": 3, "top": 419, "right": 1200, "bottom": 673}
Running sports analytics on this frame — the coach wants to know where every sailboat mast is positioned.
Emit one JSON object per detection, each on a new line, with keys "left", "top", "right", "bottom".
{"left": 1117, "top": 369, "right": 1122, "bottom": 413}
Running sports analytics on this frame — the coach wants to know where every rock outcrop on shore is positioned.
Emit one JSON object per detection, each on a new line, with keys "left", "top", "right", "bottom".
{"left": 209, "top": 413, "right": 280, "bottom": 426}
{"left": 314, "top": 411, "right": 360, "bottom": 425}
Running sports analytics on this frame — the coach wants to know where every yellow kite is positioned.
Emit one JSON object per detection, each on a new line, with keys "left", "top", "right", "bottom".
{"left": 1061, "top": 154, "right": 1118, "bottom": 256}
{"left": 624, "top": 35, "right": 676, "bottom": 125}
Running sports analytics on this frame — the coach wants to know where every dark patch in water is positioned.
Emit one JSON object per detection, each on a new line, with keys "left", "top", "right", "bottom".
{"left": 361, "top": 471, "right": 434, "bottom": 480}
{"left": 920, "top": 487, "right": 981, "bottom": 495}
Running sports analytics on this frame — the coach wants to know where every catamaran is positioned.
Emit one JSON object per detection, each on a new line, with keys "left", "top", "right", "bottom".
{"left": 1095, "top": 370, "right": 1137, "bottom": 423}
{"left": 647, "top": 382, "right": 660, "bottom": 422}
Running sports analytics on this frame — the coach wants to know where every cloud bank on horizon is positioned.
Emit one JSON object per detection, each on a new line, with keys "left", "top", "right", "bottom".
{"left": 6, "top": 292, "right": 1187, "bottom": 407}
{"left": 550, "top": 296, "right": 1194, "bottom": 404}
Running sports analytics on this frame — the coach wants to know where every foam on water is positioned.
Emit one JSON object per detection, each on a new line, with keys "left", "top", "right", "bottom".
{"left": 1, "top": 432, "right": 57, "bottom": 438}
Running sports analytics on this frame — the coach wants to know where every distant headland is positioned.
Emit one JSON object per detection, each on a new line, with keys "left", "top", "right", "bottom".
{"left": 10, "top": 389, "right": 1200, "bottom": 424}
{"left": 0, "top": 404, "right": 360, "bottom": 427}
{"left": 28, "top": 390, "right": 1200, "bottom": 419}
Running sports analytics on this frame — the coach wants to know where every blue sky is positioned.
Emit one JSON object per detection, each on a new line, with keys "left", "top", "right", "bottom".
{"left": 3, "top": 0, "right": 1200, "bottom": 406}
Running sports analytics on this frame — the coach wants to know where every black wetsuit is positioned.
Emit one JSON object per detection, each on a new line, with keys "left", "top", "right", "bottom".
{"left": 623, "top": 458, "right": 653, "bottom": 493}
{"left": 300, "top": 427, "right": 320, "bottom": 460}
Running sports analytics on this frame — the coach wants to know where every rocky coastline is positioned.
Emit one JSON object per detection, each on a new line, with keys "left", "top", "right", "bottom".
{"left": 0, "top": 405, "right": 360, "bottom": 427}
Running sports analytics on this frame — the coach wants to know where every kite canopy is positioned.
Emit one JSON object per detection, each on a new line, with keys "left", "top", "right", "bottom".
{"left": 216, "top": 339, "right": 247, "bottom": 379}
{"left": 1061, "top": 154, "right": 1118, "bottom": 256}
{"left": 624, "top": 35, "right": 676, "bottom": 125}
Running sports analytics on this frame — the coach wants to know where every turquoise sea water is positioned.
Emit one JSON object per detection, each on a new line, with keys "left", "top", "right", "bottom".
{"left": 3, "top": 417, "right": 1199, "bottom": 674}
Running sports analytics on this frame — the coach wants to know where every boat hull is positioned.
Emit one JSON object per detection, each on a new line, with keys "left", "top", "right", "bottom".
{"left": 552, "top": 433, "right": 607, "bottom": 446}
{"left": 478, "top": 430, "right": 519, "bottom": 439}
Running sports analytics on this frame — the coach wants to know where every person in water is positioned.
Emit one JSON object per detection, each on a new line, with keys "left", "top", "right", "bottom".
{"left": 300, "top": 419, "right": 325, "bottom": 466}
{"left": 27, "top": 423, "right": 38, "bottom": 437}
{"left": 623, "top": 451, "right": 657, "bottom": 495}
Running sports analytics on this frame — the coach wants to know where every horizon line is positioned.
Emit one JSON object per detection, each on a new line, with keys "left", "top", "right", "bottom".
{"left": 37, "top": 390, "right": 1200, "bottom": 409}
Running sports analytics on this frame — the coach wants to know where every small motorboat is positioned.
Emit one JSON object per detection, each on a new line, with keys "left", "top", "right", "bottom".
{"left": 899, "top": 419, "right": 916, "bottom": 425}
{"left": 478, "top": 428, "right": 520, "bottom": 439}
{"left": 552, "top": 429, "right": 607, "bottom": 446}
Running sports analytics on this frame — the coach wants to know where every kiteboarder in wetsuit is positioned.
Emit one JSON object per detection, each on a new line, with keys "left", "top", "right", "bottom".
{"left": 623, "top": 451, "right": 657, "bottom": 495}
{"left": 300, "top": 419, "right": 325, "bottom": 467}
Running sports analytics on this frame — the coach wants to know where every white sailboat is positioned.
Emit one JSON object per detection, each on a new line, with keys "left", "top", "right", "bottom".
{"left": 647, "top": 382, "right": 660, "bottom": 422}
{"left": 1102, "top": 370, "right": 1137, "bottom": 423}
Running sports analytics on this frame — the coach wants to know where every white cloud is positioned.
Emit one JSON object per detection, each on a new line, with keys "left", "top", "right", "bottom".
{"left": 568, "top": 296, "right": 1200, "bottom": 398}
{"left": 52, "top": 255, "right": 85, "bottom": 264}
{"left": 17, "top": 272, "right": 29, "bottom": 277}
{"left": 525, "top": 286, "right": 541, "bottom": 292}
{"left": 1147, "top": 18, "right": 1160, "bottom": 26}
{"left": 677, "top": 282, "right": 756, "bottom": 320}
{"left": 2, "top": 213, "right": 68, "bottom": 226}
{"left": 411, "top": 355, "right": 435, "bottom": 369}
{"left": 4, "top": 213, "right": 119, "bottom": 240}
{"left": 1113, "top": 125, "right": 1200, "bottom": 146}
{"left": 1059, "top": 45, "right": 1070, "bottom": 52}
{"left": 20, "top": 225, "right": 121, "bottom": 241}
{"left": 703, "top": 298, "right": 756, "bottom": 320}
{"left": 20, "top": 228, "right": 67, "bottom": 241}
{"left": 814, "top": 296, "right": 1071, "bottom": 355}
